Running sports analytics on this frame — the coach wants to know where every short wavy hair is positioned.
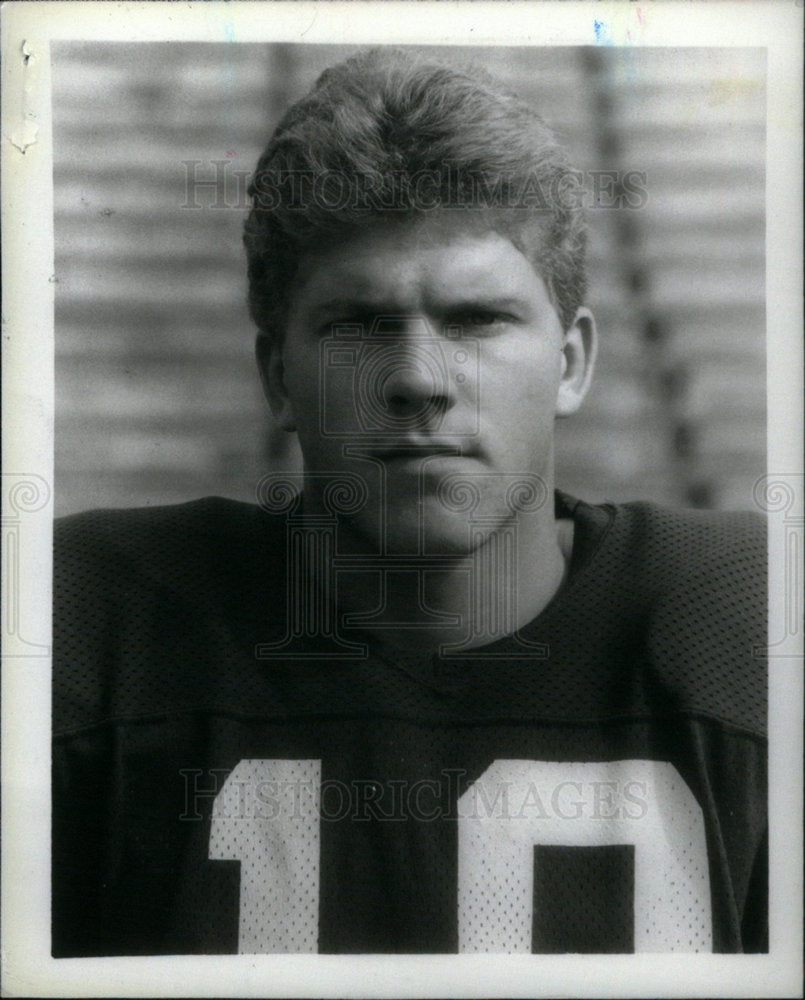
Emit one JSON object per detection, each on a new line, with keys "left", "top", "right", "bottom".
{"left": 244, "top": 47, "right": 587, "bottom": 338}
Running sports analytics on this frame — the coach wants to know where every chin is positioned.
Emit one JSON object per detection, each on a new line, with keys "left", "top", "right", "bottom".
{"left": 390, "top": 526, "right": 474, "bottom": 557}
{"left": 339, "top": 503, "right": 477, "bottom": 557}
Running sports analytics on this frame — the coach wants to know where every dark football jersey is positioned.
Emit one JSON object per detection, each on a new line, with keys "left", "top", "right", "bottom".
{"left": 52, "top": 493, "right": 767, "bottom": 956}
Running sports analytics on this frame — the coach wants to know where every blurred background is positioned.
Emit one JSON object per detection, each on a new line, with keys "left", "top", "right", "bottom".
{"left": 52, "top": 43, "right": 766, "bottom": 517}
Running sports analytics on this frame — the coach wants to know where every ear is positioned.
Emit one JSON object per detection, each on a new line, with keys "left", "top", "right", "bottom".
{"left": 255, "top": 332, "right": 297, "bottom": 432}
{"left": 556, "top": 307, "right": 597, "bottom": 418}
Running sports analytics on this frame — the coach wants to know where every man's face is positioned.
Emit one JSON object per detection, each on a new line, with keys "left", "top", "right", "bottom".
{"left": 259, "top": 215, "right": 594, "bottom": 554}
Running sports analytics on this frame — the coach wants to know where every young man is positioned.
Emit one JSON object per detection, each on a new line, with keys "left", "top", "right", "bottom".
{"left": 53, "top": 48, "right": 767, "bottom": 956}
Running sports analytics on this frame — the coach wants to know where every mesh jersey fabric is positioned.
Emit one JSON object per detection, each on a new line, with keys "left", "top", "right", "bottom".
{"left": 52, "top": 492, "right": 767, "bottom": 956}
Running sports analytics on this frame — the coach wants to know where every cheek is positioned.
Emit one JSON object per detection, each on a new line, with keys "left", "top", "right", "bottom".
{"left": 482, "top": 340, "right": 562, "bottom": 409}
{"left": 283, "top": 349, "right": 321, "bottom": 406}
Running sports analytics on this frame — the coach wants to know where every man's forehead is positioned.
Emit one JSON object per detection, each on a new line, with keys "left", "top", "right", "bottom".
{"left": 291, "top": 214, "right": 549, "bottom": 308}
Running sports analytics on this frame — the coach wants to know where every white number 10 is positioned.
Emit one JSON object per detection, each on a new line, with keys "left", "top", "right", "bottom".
{"left": 210, "top": 758, "right": 711, "bottom": 953}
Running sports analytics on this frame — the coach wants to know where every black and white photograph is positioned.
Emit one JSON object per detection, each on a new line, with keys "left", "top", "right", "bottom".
{"left": 1, "top": 2, "right": 802, "bottom": 997}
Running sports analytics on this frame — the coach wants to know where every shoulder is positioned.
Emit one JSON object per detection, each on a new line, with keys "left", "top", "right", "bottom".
{"left": 610, "top": 500, "right": 767, "bottom": 650}
{"left": 568, "top": 497, "right": 767, "bottom": 737}
{"left": 53, "top": 497, "right": 290, "bottom": 735}
{"left": 54, "top": 495, "right": 295, "bottom": 628}
{"left": 607, "top": 499, "right": 765, "bottom": 586}
{"left": 565, "top": 493, "right": 764, "bottom": 591}
{"left": 55, "top": 495, "right": 274, "bottom": 554}
{"left": 55, "top": 496, "right": 285, "bottom": 588}
{"left": 54, "top": 498, "right": 290, "bottom": 629}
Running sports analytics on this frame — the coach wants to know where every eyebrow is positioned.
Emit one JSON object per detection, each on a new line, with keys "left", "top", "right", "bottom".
{"left": 440, "top": 296, "right": 531, "bottom": 314}
{"left": 310, "top": 299, "right": 390, "bottom": 320}
{"left": 310, "top": 295, "right": 532, "bottom": 321}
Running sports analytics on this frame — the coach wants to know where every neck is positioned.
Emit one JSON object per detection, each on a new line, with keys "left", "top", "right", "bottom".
{"left": 325, "top": 506, "right": 573, "bottom": 657}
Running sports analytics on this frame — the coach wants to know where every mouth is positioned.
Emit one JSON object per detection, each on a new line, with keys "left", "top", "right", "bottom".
{"left": 369, "top": 443, "right": 468, "bottom": 463}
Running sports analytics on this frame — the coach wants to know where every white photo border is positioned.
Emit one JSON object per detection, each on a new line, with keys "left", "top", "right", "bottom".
{"left": 1, "top": 1, "right": 802, "bottom": 996}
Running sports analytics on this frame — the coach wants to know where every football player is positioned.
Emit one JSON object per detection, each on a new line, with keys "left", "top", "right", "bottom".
{"left": 53, "top": 47, "right": 766, "bottom": 956}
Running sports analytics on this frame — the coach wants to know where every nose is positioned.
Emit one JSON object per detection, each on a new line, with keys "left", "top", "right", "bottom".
{"left": 369, "top": 319, "right": 457, "bottom": 428}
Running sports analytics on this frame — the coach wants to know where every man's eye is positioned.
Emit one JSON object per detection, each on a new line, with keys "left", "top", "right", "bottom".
{"left": 450, "top": 311, "right": 508, "bottom": 331}
{"left": 321, "top": 317, "right": 368, "bottom": 337}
